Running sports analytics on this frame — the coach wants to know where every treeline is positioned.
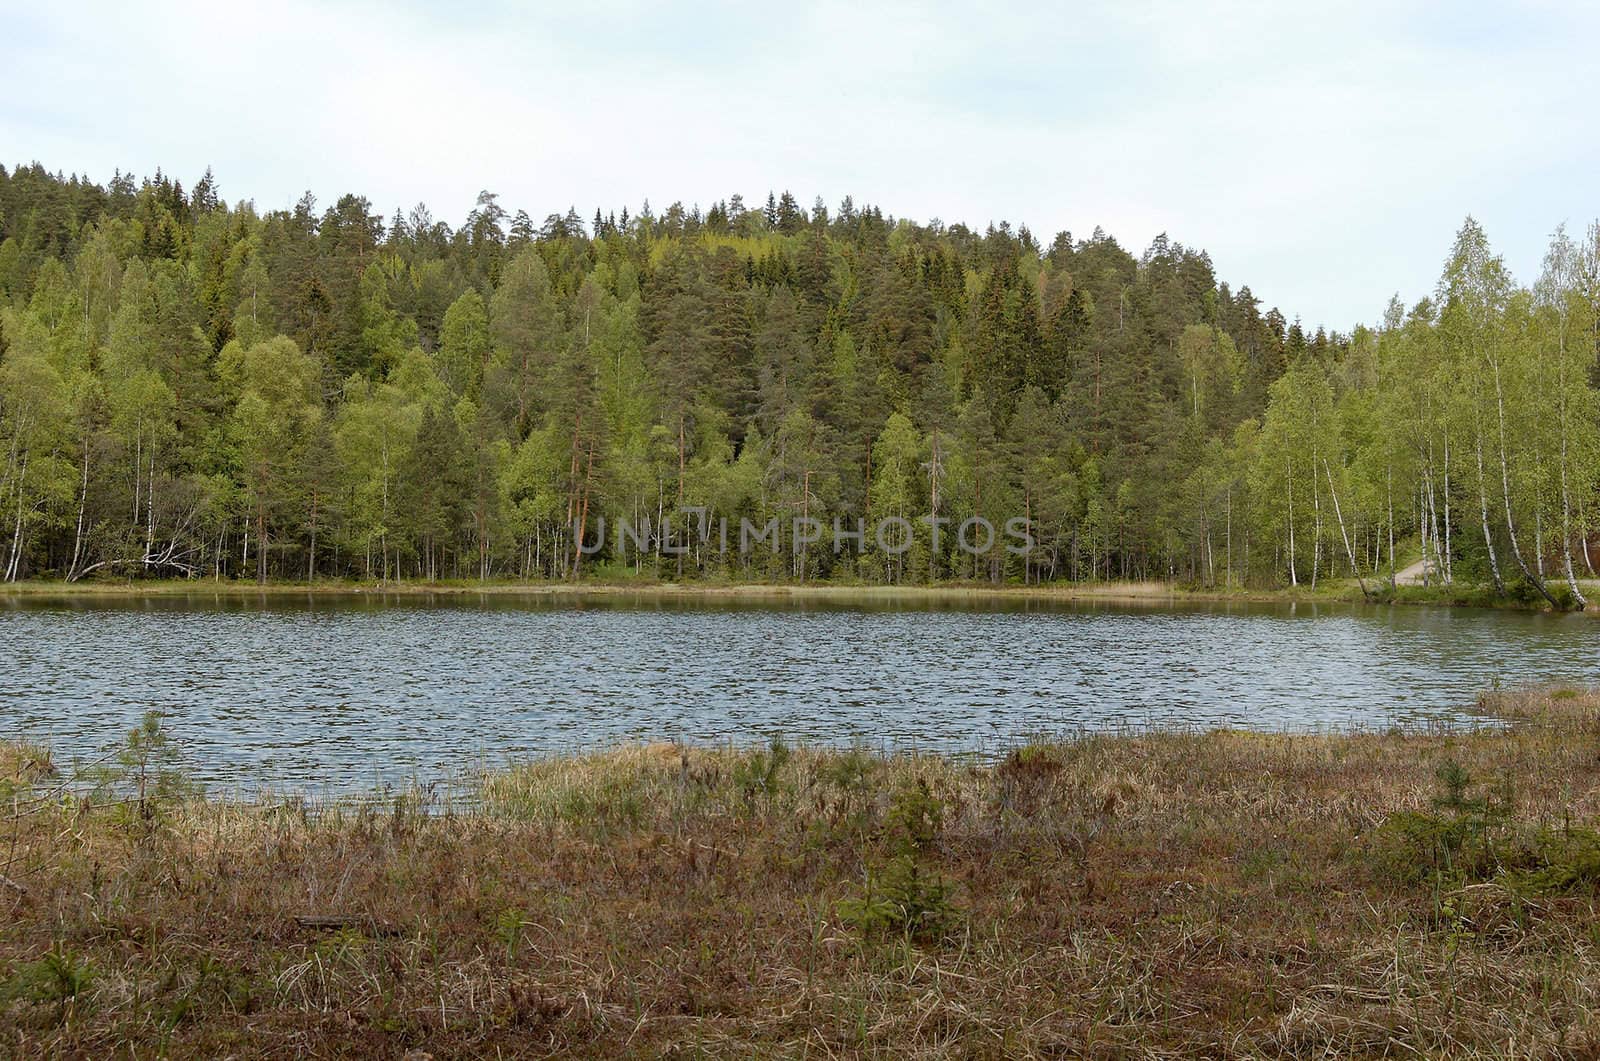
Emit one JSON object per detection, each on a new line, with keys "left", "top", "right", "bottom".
{"left": 0, "top": 162, "right": 1595, "bottom": 598}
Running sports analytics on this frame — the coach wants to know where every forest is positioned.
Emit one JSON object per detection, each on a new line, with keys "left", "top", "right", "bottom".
{"left": 1, "top": 161, "right": 1597, "bottom": 600}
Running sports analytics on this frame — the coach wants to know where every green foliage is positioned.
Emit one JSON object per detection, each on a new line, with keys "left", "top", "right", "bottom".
{"left": 156, "top": 954, "right": 255, "bottom": 1027}
{"left": 836, "top": 851, "right": 961, "bottom": 943}
{"left": 1368, "top": 759, "right": 1514, "bottom": 883}
{"left": 496, "top": 908, "right": 530, "bottom": 960}
{"left": 0, "top": 741, "right": 53, "bottom": 800}
{"left": 101, "top": 710, "right": 196, "bottom": 822}
{"left": 5, "top": 945, "right": 95, "bottom": 1017}
{"left": 551, "top": 775, "right": 647, "bottom": 830}
{"left": 732, "top": 737, "right": 791, "bottom": 807}
{"left": 2, "top": 165, "right": 1596, "bottom": 597}
{"left": 818, "top": 747, "right": 877, "bottom": 798}
{"left": 1506, "top": 828, "right": 1600, "bottom": 895}
{"left": 838, "top": 780, "right": 961, "bottom": 942}
{"left": 884, "top": 777, "right": 943, "bottom": 855}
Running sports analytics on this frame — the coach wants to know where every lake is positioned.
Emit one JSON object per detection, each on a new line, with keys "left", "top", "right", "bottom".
{"left": 1, "top": 592, "right": 1594, "bottom": 795}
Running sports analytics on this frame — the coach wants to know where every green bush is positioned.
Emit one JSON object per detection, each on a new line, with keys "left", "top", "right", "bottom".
{"left": 1368, "top": 759, "right": 1513, "bottom": 883}
{"left": 5, "top": 945, "right": 95, "bottom": 1019}
{"left": 817, "top": 747, "right": 876, "bottom": 797}
{"left": 1506, "top": 828, "right": 1600, "bottom": 895}
{"left": 885, "top": 777, "right": 943, "bottom": 855}
{"left": 838, "top": 780, "right": 961, "bottom": 942}
{"left": 837, "top": 852, "right": 960, "bottom": 942}
{"left": 732, "top": 737, "right": 791, "bottom": 808}
{"left": 93, "top": 711, "right": 198, "bottom": 823}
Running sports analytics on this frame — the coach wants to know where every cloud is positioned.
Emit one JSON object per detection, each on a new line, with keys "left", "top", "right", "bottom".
{"left": 4, "top": 0, "right": 1597, "bottom": 328}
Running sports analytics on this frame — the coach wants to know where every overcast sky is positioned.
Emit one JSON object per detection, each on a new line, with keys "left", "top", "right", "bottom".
{"left": 5, "top": 0, "right": 1597, "bottom": 329}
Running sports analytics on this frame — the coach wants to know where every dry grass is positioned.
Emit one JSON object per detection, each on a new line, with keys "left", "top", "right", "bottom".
{"left": 0, "top": 576, "right": 1259, "bottom": 606}
{"left": 6, "top": 690, "right": 1600, "bottom": 1057}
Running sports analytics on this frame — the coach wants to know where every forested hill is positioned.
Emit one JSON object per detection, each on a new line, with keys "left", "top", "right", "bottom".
{"left": 0, "top": 163, "right": 1594, "bottom": 601}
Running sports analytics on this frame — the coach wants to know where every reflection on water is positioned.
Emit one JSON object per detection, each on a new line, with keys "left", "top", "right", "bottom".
{"left": 1, "top": 592, "right": 1593, "bottom": 794}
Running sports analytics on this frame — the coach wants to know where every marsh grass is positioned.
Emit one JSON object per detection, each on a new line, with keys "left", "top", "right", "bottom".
{"left": 7, "top": 690, "right": 1600, "bottom": 1055}
{"left": 0, "top": 740, "right": 55, "bottom": 801}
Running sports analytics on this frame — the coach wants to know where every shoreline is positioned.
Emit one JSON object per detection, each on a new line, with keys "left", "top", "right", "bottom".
{"left": 0, "top": 575, "right": 1582, "bottom": 611}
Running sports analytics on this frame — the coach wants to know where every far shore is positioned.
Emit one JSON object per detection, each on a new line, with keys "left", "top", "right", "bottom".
{"left": 0, "top": 575, "right": 1208, "bottom": 602}
{"left": 2, "top": 575, "right": 1594, "bottom": 612}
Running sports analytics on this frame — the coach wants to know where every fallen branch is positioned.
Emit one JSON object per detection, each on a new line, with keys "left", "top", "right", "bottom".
{"left": 294, "top": 914, "right": 405, "bottom": 937}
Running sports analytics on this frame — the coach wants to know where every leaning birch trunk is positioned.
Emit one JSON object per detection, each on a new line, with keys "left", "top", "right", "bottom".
{"left": 1324, "top": 458, "right": 1370, "bottom": 600}
{"left": 67, "top": 441, "right": 90, "bottom": 581}
{"left": 1556, "top": 323, "right": 1588, "bottom": 609}
{"left": 1473, "top": 408, "right": 1505, "bottom": 594}
{"left": 1561, "top": 473, "right": 1587, "bottom": 609}
{"left": 1420, "top": 473, "right": 1433, "bottom": 588}
{"left": 1422, "top": 470, "right": 1437, "bottom": 585}
{"left": 1491, "top": 358, "right": 1560, "bottom": 607}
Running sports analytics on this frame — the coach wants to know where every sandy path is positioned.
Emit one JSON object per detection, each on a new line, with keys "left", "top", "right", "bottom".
{"left": 1394, "top": 558, "right": 1430, "bottom": 586}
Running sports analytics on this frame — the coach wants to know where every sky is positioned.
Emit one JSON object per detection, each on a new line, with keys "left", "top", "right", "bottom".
{"left": 5, "top": 0, "right": 1598, "bottom": 330}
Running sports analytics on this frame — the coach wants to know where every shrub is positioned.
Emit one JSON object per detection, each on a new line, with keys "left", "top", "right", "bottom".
{"left": 732, "top": 737, "right": 791, "bottom": 808}
{"left": 1506, "top": 828, "right": 1600, "bottom": 895}
{"left": 97, "top": 711, "right": 197, "bottom": 822}
{"left": 5, "top": 945, "right": 95, "bottom": 1020}
{"left": 838, "top": 780, "right": 961, "bottom": 942}
{"left": 885, "top": 777, "right": 943, "bottom": 855}
{"left": 0, "top": 741, "right": 53, "bottom": 801}
{"left": 817, "top": 747, "right": 876, "bottom": 798}
{"left": 837, "top": 852, "right": 960, "bottom": 942}
{"left": 1368, "top": 759, "right": 1513, "bottom": 883}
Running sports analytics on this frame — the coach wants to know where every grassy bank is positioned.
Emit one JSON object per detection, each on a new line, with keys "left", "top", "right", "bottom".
{"left": 0, "top": 573, "right": 1553, "bottom": 611}
{"left": 8, "top": 693, "right": 1600, "bottom": 1055}
{"left": 0, "top": 575, "right": 1230, "bottom": 603}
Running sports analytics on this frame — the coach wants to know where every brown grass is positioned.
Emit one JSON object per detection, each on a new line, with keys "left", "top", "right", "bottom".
{"left": 0, "top": 576, "right": 1247, "bottom": 606}
{"left": 6, "top": 690, "right": 1600, "bottom": 1057}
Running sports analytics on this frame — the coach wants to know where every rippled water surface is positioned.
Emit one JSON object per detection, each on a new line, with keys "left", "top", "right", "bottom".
{"left": 2, "top": 592, "right": 1595, "bottom": 794}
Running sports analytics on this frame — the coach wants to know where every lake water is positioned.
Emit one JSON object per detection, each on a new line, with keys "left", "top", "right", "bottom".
{"left": 1, "top": 592, "right": 1594, "bottom": 795}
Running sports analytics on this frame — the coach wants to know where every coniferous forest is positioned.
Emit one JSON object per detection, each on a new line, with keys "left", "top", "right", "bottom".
{"left": 2, "top": 162, "right": 1597, "bottom": 599}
